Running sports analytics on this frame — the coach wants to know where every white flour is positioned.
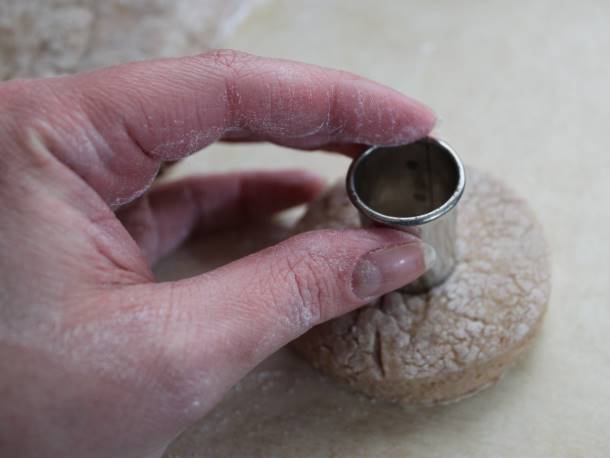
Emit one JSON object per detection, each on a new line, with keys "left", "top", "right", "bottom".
{"left": 0, "top": 0, "right": 264, "bottom": 80}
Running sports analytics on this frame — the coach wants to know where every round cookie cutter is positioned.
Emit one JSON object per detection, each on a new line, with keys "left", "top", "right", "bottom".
{"left": 346, "top": 137, "right": 466, "bottom": 293}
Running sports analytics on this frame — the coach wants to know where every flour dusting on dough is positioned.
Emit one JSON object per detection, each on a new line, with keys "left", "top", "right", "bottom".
{"left": 293, "top": 168, "right": 551, "bottom": 405}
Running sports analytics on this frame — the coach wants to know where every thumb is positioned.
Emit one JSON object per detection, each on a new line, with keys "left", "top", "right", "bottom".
{"left": 134, "top": 228, "right": 434, "bottom": 414}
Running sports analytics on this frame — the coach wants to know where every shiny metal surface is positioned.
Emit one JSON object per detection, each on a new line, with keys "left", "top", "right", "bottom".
{"left": 346, "top": 137, "right": 465, "bottom": 293}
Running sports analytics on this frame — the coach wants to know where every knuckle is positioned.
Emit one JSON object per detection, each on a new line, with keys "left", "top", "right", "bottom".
{"left": 0, "top": 83, "right": 61, "bottom": 177}
{"left": 0, "top": 81, "right": 40, "bottom": 135}
{"left": 1, "top": 79, "right": 61, "bottom": 125}
{"left": 0, "top": 78, "right": 30, "bottom": 102}
{"left": 275, "top": 246, "right": 337, "bottom": 326}
{"left": 1, "top": 79, "right": 73, "bottom": 152}
{"left": 203, "top": 49, "right": 254, "bottom": 71}
{"left": 198, "top": 49, "right": 256, "bottom": 126}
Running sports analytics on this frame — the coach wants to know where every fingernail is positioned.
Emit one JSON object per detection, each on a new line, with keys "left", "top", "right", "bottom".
{"left": 352, "top": 242, "right": 436, "bottom": 299}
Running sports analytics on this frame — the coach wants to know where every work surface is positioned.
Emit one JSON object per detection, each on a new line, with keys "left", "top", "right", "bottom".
{"left": 160, "top": 1, "right": 610, "bottom": 456}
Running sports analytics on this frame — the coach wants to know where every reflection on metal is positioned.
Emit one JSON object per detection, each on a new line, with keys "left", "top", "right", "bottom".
{"left": 347, "top": 137, "right": 466, "bottom": 293}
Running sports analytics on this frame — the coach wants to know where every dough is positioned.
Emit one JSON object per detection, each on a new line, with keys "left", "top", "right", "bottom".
{"left": 293, "top": 168, "right": 551, "bottom": 405}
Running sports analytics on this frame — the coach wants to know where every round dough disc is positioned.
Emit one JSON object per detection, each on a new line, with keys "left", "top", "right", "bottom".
{"left": 293, "top": 168, "right": 551, "bottom": 405}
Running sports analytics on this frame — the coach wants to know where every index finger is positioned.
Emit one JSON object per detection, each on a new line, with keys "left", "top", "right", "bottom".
{"left": 5, "top": 50, "right": 435, "bottom": 207}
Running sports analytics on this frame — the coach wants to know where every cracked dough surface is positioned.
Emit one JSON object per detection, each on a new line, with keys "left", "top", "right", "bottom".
{"left": 293, "top": 168, "right": 551, "bottom": 405}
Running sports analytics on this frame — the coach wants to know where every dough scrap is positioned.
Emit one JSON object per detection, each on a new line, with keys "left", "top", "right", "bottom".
{"left": 293, "top": 168, "right": 551, "bottom": 405}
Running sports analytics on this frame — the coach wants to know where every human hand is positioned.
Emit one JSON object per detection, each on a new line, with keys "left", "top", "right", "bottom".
{"left": 0, "top": 50, "right": 435, "bottom": 457}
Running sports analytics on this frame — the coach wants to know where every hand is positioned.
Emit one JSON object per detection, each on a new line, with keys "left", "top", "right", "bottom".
{"left": 0, "top": 50, "right": 435, "bottom": 457}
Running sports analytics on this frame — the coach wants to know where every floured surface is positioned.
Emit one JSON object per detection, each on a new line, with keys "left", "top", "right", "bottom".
{"left": 294, "top": 169, "right": 550, "bottom": 404}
